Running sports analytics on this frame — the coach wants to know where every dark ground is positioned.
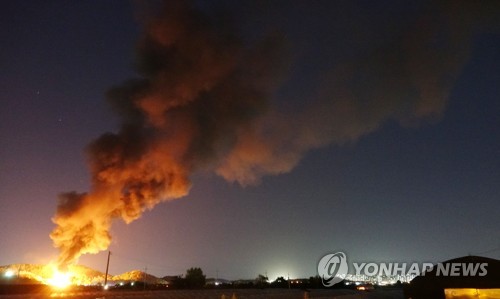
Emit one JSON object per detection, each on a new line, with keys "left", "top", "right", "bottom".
{"left": 0, "top": 287, "right": 404, "bottom": 299}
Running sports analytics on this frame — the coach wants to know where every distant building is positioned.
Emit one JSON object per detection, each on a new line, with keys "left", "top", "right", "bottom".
{"left": 162, "top": 275, "right": 182, "bottom": 286}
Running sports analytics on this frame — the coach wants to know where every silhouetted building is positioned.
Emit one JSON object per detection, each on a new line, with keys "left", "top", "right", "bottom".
{"left": 404, "top": 256, "right": 500, "bottom": 299}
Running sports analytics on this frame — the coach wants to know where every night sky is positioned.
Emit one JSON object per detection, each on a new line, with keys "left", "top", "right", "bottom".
{"left": 1, "top": 1, "right": 499, "bottom": 280}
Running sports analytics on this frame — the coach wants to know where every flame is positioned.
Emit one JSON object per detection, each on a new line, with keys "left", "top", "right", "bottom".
{"left": 0, "top": 263, "right": 111, "bottom": 287}
{"left": 46, "top": 267, "right": 72, "bottom": 289}
{"left": 43, "top": 263, "right": 90, "bottom": 288}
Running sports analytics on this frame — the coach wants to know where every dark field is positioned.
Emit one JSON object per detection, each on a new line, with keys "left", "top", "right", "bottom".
{"left": 0, "top": 287, "right": 404, "bottom": 299}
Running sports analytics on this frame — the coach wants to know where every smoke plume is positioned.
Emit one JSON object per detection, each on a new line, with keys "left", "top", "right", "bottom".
{"left": 50, "top": 0, "right": 498, "bottom": 268}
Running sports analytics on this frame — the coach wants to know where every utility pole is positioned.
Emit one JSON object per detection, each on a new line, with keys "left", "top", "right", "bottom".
{"left": 104, "top": 251, "right": 111, "bottom": 289}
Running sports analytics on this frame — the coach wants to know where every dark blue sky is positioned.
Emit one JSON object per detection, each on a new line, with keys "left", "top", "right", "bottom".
{"left": 1, "top": 1, "right": 499, "bottom": 280}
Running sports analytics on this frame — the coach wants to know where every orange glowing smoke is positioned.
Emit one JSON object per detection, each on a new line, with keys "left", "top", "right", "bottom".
{"left": 50, "top": 0, "right": 498, "bottom": 270}
{"left": 50, "top": 0, "right": 287, "bottom": 269}
{"left": 50, "top": 149, "right": 191, "bottom": 267}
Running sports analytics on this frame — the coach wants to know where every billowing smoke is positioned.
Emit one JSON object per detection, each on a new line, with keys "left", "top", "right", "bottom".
{"left": 50, "top": 0, "right": 288, "bottom": 268}
{"left": 50, "top": 1, "right": 499, "bottom": 269}
{"left": 215, "top": 1, "right": 500, "bottom": 184}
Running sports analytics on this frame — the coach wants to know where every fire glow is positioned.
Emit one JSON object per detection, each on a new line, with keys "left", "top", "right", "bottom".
{"left": 46, "top": 268, "right": 72, "bottom": 289}
{"left": 0, "top": 263, "right": 107, "bottom": 288}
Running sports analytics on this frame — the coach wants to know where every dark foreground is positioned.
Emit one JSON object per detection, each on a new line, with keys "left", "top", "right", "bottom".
{"left": 0, "top": 288, "right": 403, "bottom": 299}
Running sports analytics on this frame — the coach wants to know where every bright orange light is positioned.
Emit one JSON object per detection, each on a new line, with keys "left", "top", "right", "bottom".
{"left": 46, "top": 269, "right": 72, "bottom": 289}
